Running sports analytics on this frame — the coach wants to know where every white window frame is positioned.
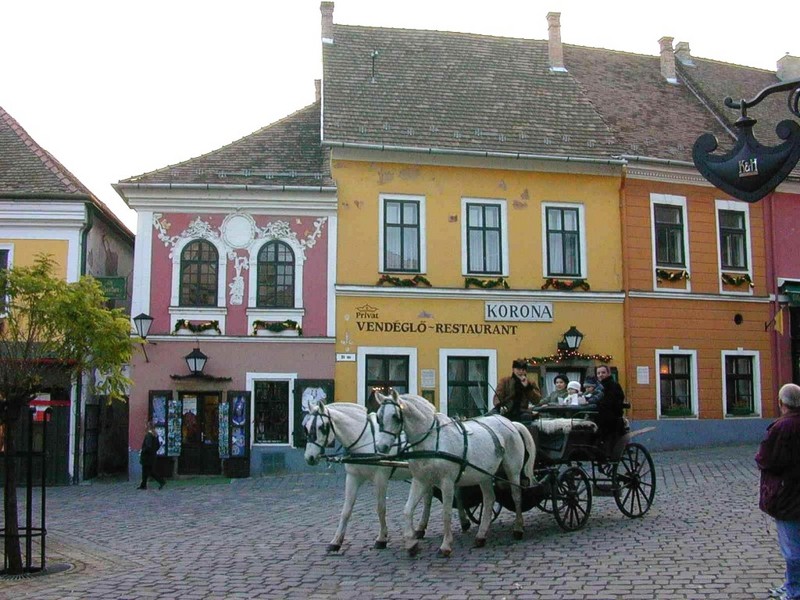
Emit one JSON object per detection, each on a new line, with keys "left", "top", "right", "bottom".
{"left": 541, "top": 202, "right": 587, "bottom": 279}
{"left": 439, "top": 348, "right": 497, "bottom": 417}
{"left": 650, "top": 194, "right": 691, "bottom": 292}
{"left": 247, "top": 237, "right": 306, "bottom": 332}
{"left": 0, "top": 243, "right": 13, "bottom": 317}
{"left": 356, "top": 346, "right": 418, "bottom": 406}
{"left": 169, "top": 236, "right": 228, "bottom": 332}
{"left": 461, "top": 198, "right": 509, "bottom": 276}
{"left": 715, "top": 199, "right": 753, "bottom": 296}
{"left": 246, "top": 371, "right": 297, "bottom": 447}
{"left": 655, "top": 348, "right": 699, "bottom": 419}
{"left": 721, "top": 350, "right": 761, "bottom": 418}
{"left": 378, "top": 194, "right": 427, "bottom": 274}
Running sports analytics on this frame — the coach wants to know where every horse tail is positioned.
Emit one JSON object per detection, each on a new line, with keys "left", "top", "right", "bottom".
{"left": 513, "top": 422, "right": 536, "bottom": 481}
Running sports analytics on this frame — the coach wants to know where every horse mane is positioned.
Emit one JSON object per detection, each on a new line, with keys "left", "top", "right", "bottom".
{"left": 324, "top": 402, "right": 368, "bottom": 419}
{"left": 396, "top": 392, "right": 442, "bottom": 422}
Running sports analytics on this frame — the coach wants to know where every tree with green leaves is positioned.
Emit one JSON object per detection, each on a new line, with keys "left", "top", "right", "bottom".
{"left": 0, "top": 254, "right": 133, "bottom": 574}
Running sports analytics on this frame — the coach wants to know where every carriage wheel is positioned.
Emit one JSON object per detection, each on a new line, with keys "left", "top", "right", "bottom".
{"left": 613, "top": 442, "right": 656, "bottom": 518}
{"left": 465, "top": 500, "right": 503, "bottom": 525}
{"left": 552, "top": 466, "right": 592, "bottom": 532}
{"left": 535, "top": 496, "right": 554, "bottom": 514}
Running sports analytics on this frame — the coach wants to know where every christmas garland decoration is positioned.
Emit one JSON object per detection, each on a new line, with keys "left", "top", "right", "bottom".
{"left": 655, "top": 268, "right": 690, "bottom": 283}
{"left": 252, "top": 319, "right": 303, "bottom": 335}
{"left": 721, "top": 273, "right": 754, "bottom": 287}
{"left": 376, "top": 274, "right": 432, "bottom": 287}
{"left": 464, "top": 277, "right": 509, "bottom": 290}
{"left": 522, "top": 348, "right": 613, "bottom": 366}
{"left": 541, "top": 278, "right": 590, "bottom": 291}
{"left": 173, "top": 319, "right": 221, "bottom": 334}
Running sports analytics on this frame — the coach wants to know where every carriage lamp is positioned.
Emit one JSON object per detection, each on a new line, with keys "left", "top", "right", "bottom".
{"left": 133, "top": 312, "right": 155, "bottom": 362}
{"left": 559, "top": 326, "right": 584, "bottom": 352}
{"left": 185, "top": 347, "right": 208, "bottom": 376}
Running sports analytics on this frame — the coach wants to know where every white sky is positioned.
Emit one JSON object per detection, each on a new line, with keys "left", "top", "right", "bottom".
{"left": 3, "top": 0, "right": 797, "bottom": 231}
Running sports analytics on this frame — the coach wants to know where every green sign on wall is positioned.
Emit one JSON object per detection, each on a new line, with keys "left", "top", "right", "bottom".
{"left": 95, "top": 276, "right": 127, "bottom": 300}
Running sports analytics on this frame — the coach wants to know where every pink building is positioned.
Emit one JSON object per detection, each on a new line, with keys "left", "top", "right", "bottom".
{"left": 115, "top": 100, "right": 337, "bottom": 478}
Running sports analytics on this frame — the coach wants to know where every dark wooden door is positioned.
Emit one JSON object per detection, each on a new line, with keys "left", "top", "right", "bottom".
{"left": 178, "top": 393, "right": 221, "bottom": 475}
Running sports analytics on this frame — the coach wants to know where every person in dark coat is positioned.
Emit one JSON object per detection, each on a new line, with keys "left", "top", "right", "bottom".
{"left": 594, "top": 365, "right": 625, "bottom": 439}
{"left": 139, "top": 420, "right": 166, "bottom": 490}
{"left": 492, "top": 359, "right": 541, "bottom": 421}
{"left": 756, "top": 383, "right": 800, "bottom": 600}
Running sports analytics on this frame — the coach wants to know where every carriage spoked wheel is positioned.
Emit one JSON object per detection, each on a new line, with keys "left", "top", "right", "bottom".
{"left": 465, "top": 500, "right": 503, "bottom": 525}
{"left": 552, "top": 466, "right": 592, "bottom": 531}
{"left": 612, "top": 442, "right": 656, "bottom": 518}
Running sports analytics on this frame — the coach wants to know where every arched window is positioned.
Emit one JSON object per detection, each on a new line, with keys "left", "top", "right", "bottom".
{"left": 257, "top": 241, "right": 295, "bottom": 308}
{"left": 180, "top": 240, "right": 218, "bottom": 306}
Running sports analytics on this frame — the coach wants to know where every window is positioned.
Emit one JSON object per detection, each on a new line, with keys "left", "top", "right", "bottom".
{"left": 253, "top": 381, "right": 290, "bottom": 444}
{"left": 446, "top": 357, "right": 489, "bottom": 419}
{"left": 657, "top": 352, "right": 697, "bottom": 417}
{"left": 725, "top": 355, "right": 754, "bottom": 415}
{"left": 654, "top": 204, "right": 685, "bottom": 267}
{"left": 365, "top": 355, "right": 409, "bottom": 409}
{"left": 382, "top": 198, "right": 421, "bottom": 272}
{"left": 719, "top": 210, "right": 747, "bottom": 270}
{"left": 544, "top": 205, "right": 583, "bottom": 277}
{"left": 257, "top": 241, "right": 294, "bottom": 308}
{"left": 465, "top": 201, "right": 503, "bottom": 274}
{"left": 179, "top": 240, "right": 218, "bottom": 307}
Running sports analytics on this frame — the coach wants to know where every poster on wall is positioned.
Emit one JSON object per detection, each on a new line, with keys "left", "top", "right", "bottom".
{"left": 167, "top": 396, "right": 183, "bottom": 456}
{"left": 218, "top": 401, "right": 230, "bottom": 459}
{"left": 227, "top": 391, "right": 250, "bottom": 458}
{"left": 149, "top": 391, "right": 170, "bottom": 456}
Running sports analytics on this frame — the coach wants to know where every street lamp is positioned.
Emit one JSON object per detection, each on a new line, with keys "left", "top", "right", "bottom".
{"left": 184, "top": 347, "right": 208, "bottom": 376}
{"left": 132, "top": 313, "right": 155, "bottom": 362}
{"left": 559, "top": 325, "right": 584, "bottom": 352}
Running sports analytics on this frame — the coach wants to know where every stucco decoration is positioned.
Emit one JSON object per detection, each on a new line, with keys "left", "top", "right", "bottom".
{"left": 153, "top": 213, "right": 327, "bottom": 305}
{"left": 222, "top": 213, "right": 256, "bottom": 249}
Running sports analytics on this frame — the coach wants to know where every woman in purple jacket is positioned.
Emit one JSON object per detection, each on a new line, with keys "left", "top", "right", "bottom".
{"left": 756, "top": 383, "right": 800, "bottom": 600}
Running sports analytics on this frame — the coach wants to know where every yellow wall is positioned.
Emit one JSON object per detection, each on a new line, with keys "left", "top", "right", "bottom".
{"left": 331, "top": 158, "right": 625, "bottom": 408}
{"left": 0, "top": 239, "right": 68, "bottom": 278}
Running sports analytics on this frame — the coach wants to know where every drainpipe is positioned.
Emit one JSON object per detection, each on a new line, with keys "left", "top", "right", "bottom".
{"left": 72, "top": 204, "right": 93, "bottom": 484}
{"left": 765, "top": 192, "right": 779, "bottom": 417}
{"left": 619, "top": 166, "right": 633, "bottom": 416}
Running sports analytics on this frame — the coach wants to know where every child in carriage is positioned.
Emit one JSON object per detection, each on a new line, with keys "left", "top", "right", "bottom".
{"left": 565, "top": 381, "right": 585, "bottom": 405}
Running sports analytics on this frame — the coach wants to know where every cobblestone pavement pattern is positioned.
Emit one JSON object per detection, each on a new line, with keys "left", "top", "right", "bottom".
{"left": 0, "top": 444, "right": 785, "bottom": 599}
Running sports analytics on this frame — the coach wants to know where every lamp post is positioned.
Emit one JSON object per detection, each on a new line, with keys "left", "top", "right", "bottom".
{"left": 184, "top": 347, "right": 208, "bottom": 376}
{"left": 132, "top": 313, "right": 154, "bottom": 362}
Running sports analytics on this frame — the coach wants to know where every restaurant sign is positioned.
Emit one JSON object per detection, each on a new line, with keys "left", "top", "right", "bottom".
{"left": 484, "top": 301, "right": 553, "bottom": 322}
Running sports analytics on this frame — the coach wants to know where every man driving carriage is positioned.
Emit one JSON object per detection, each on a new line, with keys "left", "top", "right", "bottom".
{"left": 594, "top": 364, "right": 627, "bottom": 443}
{"left": 492, "top": 359, "right": 542, "bottom": 421}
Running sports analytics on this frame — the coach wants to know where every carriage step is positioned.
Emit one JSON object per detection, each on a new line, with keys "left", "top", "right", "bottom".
{"left": 592, "top": 484, "right": 615, "bottom": 497}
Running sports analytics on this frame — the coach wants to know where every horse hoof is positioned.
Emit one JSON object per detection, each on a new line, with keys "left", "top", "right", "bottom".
{"left": 513, "top": 530, "right": 524, "bottom": 541}
{"left": 460, "top": 521, "right": 471, "bottom": 532}
{"left": 414, "top": 529, "right": 425, "bottom": 540}
{"left": 438, "top": 548, "right": 452, "bottom": 558}
{"left": 474, "top": 538, "right": 486, "bottom": 548}
{"left": 327, "top": 544, "right": 341, "bottom": 553}
{"left": 407, "top": 543, "right": 420, "bottom": 557}
{"left": 374, "top": 540, "right": 387, "bottom": 550}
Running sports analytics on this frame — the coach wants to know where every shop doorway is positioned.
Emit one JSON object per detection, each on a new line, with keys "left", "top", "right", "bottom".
{"left": 178, "top": 392, "right": 221, "bottom": 475}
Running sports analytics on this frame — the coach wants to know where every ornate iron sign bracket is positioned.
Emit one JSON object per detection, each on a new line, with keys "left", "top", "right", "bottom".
{"left": 693, "top": 78, "right": 800, "bottom": 202}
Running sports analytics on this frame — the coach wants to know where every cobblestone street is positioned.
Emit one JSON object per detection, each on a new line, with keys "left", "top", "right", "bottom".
{"left": 1, "top": 444, "right": 784, "bottom": 599}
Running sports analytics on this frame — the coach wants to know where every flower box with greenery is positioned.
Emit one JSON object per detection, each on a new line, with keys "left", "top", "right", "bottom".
{"left": 252, "top": 319, "right": 302, "bottom": 336}
{"left": 721, "top": 273, "right": 754, "bottom": 288}
{"left": 655, "top": 268, "right": 690, "bottom": 283}
{"left": 540, "top": 278, "right": 590, "bottom": 291}
{"left": 662, "top": 406, "right": 694, "bottom": 418}
{"left": 376, "top": 274, "right": 432, "bottom": 287}
{"left": 173, "top": 319, "right": 221, "bottom": 335}
{"left": 464, "top": 277, "right": 509, "bottom": 290}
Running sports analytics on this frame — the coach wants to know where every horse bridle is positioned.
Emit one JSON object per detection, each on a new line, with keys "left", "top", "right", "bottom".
{"left": 306, "top": 407, "right": 381, "bottom": 455}
{"left": 377, "top": 393, "right": 438, "bottom": 453}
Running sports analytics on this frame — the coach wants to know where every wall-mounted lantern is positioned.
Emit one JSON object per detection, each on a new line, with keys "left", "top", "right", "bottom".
{"left": 132, "top": 312, "right": 155, "bottom": 362}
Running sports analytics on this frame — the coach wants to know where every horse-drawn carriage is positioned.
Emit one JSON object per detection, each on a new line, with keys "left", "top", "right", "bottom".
{"left": 304, "top": 392, "right": 656, "bottom": 556}
{"left": 458, "top": 403, "right": 656, "bottom": 533}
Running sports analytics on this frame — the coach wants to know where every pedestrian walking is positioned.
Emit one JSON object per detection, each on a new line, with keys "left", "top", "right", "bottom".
{"left": 756, "top": 383, "right": 800, "bottom": 600}
{"left": 139, "top": 420, "right": 166, "bottom": 490}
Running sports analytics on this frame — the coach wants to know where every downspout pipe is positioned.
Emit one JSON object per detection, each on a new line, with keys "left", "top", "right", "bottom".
{"left": 72, "top": 204, "right": 93, "bottom": 484}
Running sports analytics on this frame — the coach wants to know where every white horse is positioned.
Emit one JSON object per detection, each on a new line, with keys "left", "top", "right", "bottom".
{"left": 375, "top": 391, "right": 536, "bottom": 557}
{"left": 303, "top": 401, "right": 470, "bottom": 552}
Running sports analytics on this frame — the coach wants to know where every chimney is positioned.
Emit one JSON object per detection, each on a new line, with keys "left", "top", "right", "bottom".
{"left": 314, "top": 79, "right": 321, "bottom": 103}
{"left": 547, "top": 12, "right": 567, "bottom": 72}
{"left": 778, "top": 54, "right": 800, "bottom": 82}
{"left": 321, "top": 2, "right": 334, "bottom": 45}
{"left": 659, "top": 36, "right": 678, "bottom": 84}
{"left": 675, "top": 41, "right": 694, "bottom": 66}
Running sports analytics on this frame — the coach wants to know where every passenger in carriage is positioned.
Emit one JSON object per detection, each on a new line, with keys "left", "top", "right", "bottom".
{"left": 565, "top": 381, "right": 585, "bottom": 406}
{"left": 541, "top": 374, "right": 569, "bottom": 405}
{"left": 582, "top": 376, "right": 604, "bottom": 405}
{"left": 594, "top": 364, "right": 626, "bottom": 441}
{"left": 492, "top": 359, "right": 541, "bottom": 421}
